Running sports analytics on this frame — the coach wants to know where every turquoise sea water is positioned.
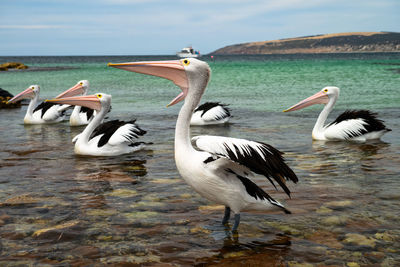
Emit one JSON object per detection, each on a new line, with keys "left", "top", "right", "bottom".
{"left": 0, "top": 53, "right": 399, "bottom": 266}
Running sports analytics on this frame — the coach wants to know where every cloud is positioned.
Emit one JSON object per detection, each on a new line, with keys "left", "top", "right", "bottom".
{"left": 0, "top": 25, "right": 65, "bottom": 30}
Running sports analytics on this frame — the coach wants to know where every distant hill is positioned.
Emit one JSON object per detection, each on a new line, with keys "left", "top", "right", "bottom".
{"left": 211, "top": 32, "right": 400, "bottom": 54}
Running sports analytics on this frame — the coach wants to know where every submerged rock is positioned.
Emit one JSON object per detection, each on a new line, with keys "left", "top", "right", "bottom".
{"left": 198, "top": 204, "right": 224, "bottom": 214}
{"left": 321, "top": 215, "right": 347, "bottom": 226}
{"left": 343, "top": 233, "right": 376, "bottom": 248}
{"left": 325, "top": 200, "right": 353, "bottom": 210}
{"left": 0, "top": 194, "right": 47, "bottom": 207}
{"left": 287, "top": 261, "right": 314, "bottom": 267}
{"left": 32, "top": 220, "right": 81, "bottom": 240}
{"left": 106, "top": 188, "right": 137, "bottom": 197}
{"left": 316, "top": 206, "right": 333, "bottom": 214}
{"left": 306, "top": 230, "right": 343, "bottom": 249}
{"left": 190, "top": 226, "right": 211, "bottom": 234}
{"left": 347, "top": 262, "right": 360, "bottom": 267}
{"left": 374, "top": 231, "right": 396, "bottom": 242}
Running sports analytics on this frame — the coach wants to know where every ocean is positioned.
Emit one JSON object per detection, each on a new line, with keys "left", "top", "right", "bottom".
{"left": 0, "top": 53, "right": 399, "bottom": 266}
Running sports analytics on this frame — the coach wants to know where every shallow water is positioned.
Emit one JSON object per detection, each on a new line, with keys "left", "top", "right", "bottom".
{"left": 0, "top": 54, "right": 399, "bottom": 266}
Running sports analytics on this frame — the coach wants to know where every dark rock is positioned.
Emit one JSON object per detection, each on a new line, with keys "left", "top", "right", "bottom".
{"left": 0, "top": 88, "right": 21, "bottom": 109}
{"left": 0, "top": 62, "right": 28, "bottom": 70}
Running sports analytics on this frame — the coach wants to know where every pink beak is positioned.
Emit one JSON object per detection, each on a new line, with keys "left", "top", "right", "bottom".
{"left": 7, "top": 86, "right": 36, "bottom": 103}
{"left": 284, "top": 90, "right": 329, "bottom": 112}
{"left": 46, "top": 95, "right": 102, "bottom": 111}
{"left": 108, "top": 60, "right": 188, "bottom": 107}
{"left": 55, "top": 83, "right": 84, "bottom": 99}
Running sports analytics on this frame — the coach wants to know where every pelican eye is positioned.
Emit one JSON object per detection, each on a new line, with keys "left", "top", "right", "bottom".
{"left": 323, "top": 89, "right": 328, "bottom": 93}
{"left": 97, "top": 94, "right": 102, "bottom": 98}
{"left": 80, "top": 82, "right": 83, "bottom": 85}
{"left": 182, "top": 59, "right": 190, "bottom": 66}
{"left": 31, "top": 87, "right": 35, "bottom": 90}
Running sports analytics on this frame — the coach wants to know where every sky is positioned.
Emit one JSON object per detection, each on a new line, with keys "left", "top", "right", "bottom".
{"left": 0, "top": 0, "right": 399, "bottom": 56}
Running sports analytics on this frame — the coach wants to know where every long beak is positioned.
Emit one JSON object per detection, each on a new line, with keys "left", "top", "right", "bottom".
{"left": 46, "top": 95, "right": 102, "bottom": 111}
{"left": 108, "top": 60, "right": 188, "bottom": 107}
{"left": 7, "top": 87, "right": 35, "bottom": 103}
{"left": 283, "top": 91, "right": 329, "bottom": 112}
{"left": 55, "top": 83, "right": 84, "bottom": 98}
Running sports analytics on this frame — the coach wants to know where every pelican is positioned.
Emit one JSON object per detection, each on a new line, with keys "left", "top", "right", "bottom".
{"left": 7, "top": 85, "right": 68, "bottom": 124}
{"left": 190, "top": 102, "right": 231, "bottom": 125}
{"left": 55, "top": 80, "right": 97, "bottom": 126}
{"left": 46, "top": 93, "right": 146, "bottom": 156}
{"left": 109, "top": 58, "right": 298, "bottom": 231}
{"left": 284, "top": 86, "right": 391, "bottom": 142}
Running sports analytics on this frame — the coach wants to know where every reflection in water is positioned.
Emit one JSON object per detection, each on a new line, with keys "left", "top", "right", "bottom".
{"left": 195, "top": 233, "right": 292, "bottom": 266}
{"left": 191, "top": 123, "right": 232, "bottom": 135}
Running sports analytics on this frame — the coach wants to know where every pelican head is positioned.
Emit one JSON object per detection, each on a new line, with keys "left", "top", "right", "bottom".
{"left": 7, "top": 85, "right": 40, "bottom": 103}
{"left": 46, "top": 93, "right": 109, "bottom": 111}
{"left": 55, "top": 80, "right": 90, "bottom": 99}
{"left": 108, "top": 58, "right": 210, "bottom": 107}
{"left": 284, "top": 86, "right": 340, "bottom": 112}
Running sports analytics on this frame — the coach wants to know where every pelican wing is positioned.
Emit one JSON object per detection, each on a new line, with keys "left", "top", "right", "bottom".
{"left": 195, "top": 102, "right": 230, "bottom": 122}
{"left": 33, "top": 102, "right": 60, "bottom": 119}
{"left": 108, "top": 123, "right": 146, "bottom": 146}
{"left": 325, "top": 110, "right": 389, "bottom": 140}
{"left": 57, "top": 104, "right": 72, "bottom": 113}
{"left": 80, "top": 106, "right": 95, "bottom": 121}
{"left": 90, "top": 120, "right": 146, "bottom": 147}
{"left": 210, "top": 158, "right": 290, "bottom": 212}
{"left": 192, "top": 135, "right": 298, "bottom": 197}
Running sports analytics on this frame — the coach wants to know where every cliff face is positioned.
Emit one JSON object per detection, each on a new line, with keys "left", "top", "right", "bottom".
{"left": 212, "top": 32, "right": 400, "bottom": 54}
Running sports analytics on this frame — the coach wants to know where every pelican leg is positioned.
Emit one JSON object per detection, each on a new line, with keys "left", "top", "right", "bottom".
{"left": 232, "top": 213, "right": 240, "bottom": 232}
{"left": 222, "top": 206, "right": 231, "bottom": 225}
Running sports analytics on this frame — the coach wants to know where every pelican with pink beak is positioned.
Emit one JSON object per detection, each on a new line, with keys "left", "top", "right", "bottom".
{"left": 7, "top": 85, "right": 68, "bottom": 124}
{"left": 284, "top": 86, "right": 391, "bottom": 141}
{"left": 46, "top": 93, "right": 146, "bottom": 156}
{"left": 55, "top": 80, "right": 97, "bottom": 126}
{"left": 109, "top": 58, "right": 298, "bottom": 232}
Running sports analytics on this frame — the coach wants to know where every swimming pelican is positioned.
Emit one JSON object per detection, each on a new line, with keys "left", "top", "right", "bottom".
{"left": 284, "top": 86, "right": 391, "bottom": 142}
{"left": 46, "top": 93, "right": 146, "bottom": 156}
{"left": 55, "top": 80, "right": 97, "bottom": 126}
{"left": 109, "top": 58, "right": 298, "bottom": 231}
{"left": 190, "top": 102, "right": 231, "bottom": 125}
{"left": 7, "top": 85, "right": 68, "bottom": 124}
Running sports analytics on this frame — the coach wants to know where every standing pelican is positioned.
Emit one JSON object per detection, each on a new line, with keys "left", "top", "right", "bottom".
{"left": 284, "top": 86, "right": 391, "bottom": 141}
{"left": 109, "top": 58, "right": 298, "bottom": 231}
{"left": 190, "top": 102, "right": 231, "bottom": 125}
{"left": 7, "top": 85, "right": 68, "bottom": 124}
{"left": 55, "top": 80, "right": 97, "bottom": 126}
{"left": 46, "top": 93, "right": 146, "bottom": 156}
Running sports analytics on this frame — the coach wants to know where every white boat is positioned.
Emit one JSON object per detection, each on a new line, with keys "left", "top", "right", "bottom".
{"left": 176, "top": 46, "right": 201, "bottom": 58}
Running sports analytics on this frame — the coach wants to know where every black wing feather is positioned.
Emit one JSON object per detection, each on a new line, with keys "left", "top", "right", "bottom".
{"left": 33, "top": 101, "right": 60, "bottom": 118}
{"left": 327, "top": 109, "right": 391, "bottom": 137}
{"left": 90, "top": 119, "right": 146, "bottom": 147}
{"left": 80, "top": 106, "right": 95, "bottom": 121}
{"left": 226, "top": 169, "right": 291, "bottom": 213}
{"left": 222, "top": 142, "right": 298, "bottom": 197}
{"left": 195, "top": 102, "right": 231, "bottom": 119}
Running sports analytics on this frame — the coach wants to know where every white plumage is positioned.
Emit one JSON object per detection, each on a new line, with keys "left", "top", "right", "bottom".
{"left": 109, "top": 58, "right": 298, "bottom": 232}
{"left": 47, "top": 93, "right": 146, "bottom": 156}
{"left": 190, "top": 102, "right": 231, "bottom": 125}
{"left": 7, "top": 85, "right": 67, "bottom": 124}
{"left": 284, "top": 86, "right": 391, "bottom": 142}
{"left": 55, "top": 80, "right": 97, "bottom": 126}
